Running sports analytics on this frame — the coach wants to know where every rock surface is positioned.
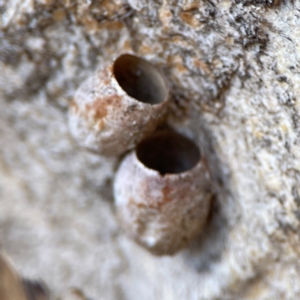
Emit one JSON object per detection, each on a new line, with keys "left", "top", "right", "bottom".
{"left": 0, "top": 0, "right": 300, "bottom": 299}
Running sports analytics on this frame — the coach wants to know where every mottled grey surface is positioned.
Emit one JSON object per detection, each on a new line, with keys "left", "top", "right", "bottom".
{"left": 0, "top": 0, "right": 300, "bottom": 299}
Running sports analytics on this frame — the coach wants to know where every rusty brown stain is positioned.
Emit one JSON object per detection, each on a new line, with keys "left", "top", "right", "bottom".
{"left": 85, "top": 95, "right": 121, "bottom": 120}
{"left": 100, "top": 20, "right": 124, "bottom": 30}
{"left": 162, "top": 182, "right": 172, "bottom": 203}
{"left": 193, "top": 59, "right": 213, "bottom": 77}
{"left": 180, "top": 12, "right": 199, "bottom": 27}
{"left": 168, "top": 55, "right": 188, "bottom": 73}
{"left": 140, "top": 44, "right": 154, "bottom": 55}
{"left": 53, "top": 9, "right": 65, "bottom": 21}
{"left": 85, "top": 101, "right": 107, "bottom": 120}
{"left": 175, "top": 62, "right": 188, "bottom": 73}
{"left": 123, "top": 40, "right": 132, "bottom": 52}
{"left": 103, "top": 77, "right": 110, "bottom": 86}
{"left": 82, "top": 17, "right": 99, "bottom": 32}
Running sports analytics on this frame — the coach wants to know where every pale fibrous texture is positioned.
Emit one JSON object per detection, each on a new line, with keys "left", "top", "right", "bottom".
{"left": 1, "top": 0, "right": 300, "bottom": 300}
{"left": 69, "top": 54, "right": 169, "bottom": 156}
{"left": 114, "top": 131, "right": 212, "bottom": 255}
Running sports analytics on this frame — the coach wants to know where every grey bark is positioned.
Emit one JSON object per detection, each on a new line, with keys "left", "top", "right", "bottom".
{"left": 0, "top": 0, "right": 299, "bottom": 299}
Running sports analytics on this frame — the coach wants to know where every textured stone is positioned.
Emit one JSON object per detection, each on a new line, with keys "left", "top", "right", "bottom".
{"left": 0, "top": 0, "right": 300, "bottom": 299}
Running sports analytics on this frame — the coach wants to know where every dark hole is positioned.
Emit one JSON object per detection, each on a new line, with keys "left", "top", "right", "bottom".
{"left": 136, "top": 131, "right": 201, "bottom": 175}
{"left": 113, "top": 54, "right": 168, "bottom": 105}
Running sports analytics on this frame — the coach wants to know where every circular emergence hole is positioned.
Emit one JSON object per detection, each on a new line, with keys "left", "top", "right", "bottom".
{"left": 136, "top": 131, "right": 201, "bottom": 175}
{"left": 113, "top": 54, "right": 168, "bottom": 105}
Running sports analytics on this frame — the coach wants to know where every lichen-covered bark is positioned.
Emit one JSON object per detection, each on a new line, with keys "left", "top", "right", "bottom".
{"left": 0, "top": 0, "right": 300, "bottom": 299}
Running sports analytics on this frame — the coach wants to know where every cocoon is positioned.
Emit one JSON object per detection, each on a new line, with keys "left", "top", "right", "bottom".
{"left": 69, "top": 54, "right": 169, "bottom": 156}
{"left": 114, "top": 130, "right": 212, "bottom": 255}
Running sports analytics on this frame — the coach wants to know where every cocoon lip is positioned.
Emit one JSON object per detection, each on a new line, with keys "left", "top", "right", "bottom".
{"left": 114, "top": 130, "right": 212, "bottom": 256}
{"left": 68, "top": 54, "right": 170, "bottom": 157}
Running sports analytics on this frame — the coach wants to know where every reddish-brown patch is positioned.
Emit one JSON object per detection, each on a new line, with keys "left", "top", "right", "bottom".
{"left": 82, "top": 17, "right": 99, "bottom": 32}
{"left": 162, "top": 182, "right": 172, "bottom": 203}
{"left": 180, "top": 12, "right": 199, "bottom": 27}
{"left": 85, "top": 94, "right": 121, "bottom": 121}
{"left": 175, "top": 62, "right": 188, "bottom": 73}
{"left": 103, "top": 78, "right": 110, "bottom": 86}
{"left": 53, "top": 9, "right": 66, "bottom": 21}
{"left": 168, "top": 55, "right": 188, "bottom": 74}
{"left": 123, "top": 40, "right": 132, "bottom": 52}
{"left": 100, "top": 20, "right": 124, "bottom": 30}
{"left": 193, "top": 59, "right": 213, "bottom": 77}
{"left": 140, "top": 44, "right": 153, "bottom": 55}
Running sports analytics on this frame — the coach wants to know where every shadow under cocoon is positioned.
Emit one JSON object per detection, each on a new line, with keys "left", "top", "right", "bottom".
{"left": 136, "top": 131, "right": 201, "bottom": 175}
{"left": 113, "top": 54, "right": 168, "bottom": 105}
{"left": 178, "top": 115, "right": 232, "bottom": 276}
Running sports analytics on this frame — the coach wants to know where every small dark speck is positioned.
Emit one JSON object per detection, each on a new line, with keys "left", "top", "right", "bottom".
{"left": 292, "top": 186, "right": 300, "bottom": 206}
{"left": 277, "top": 75, "right": 287, "bottom": 82}
{"left": 285, "top": 141, "right": 290, "bottom": 152}
{"left": 128, "top": 104, "right": 138, "bottom": 111}
{"left": 295, "top": 210, "right": 300, "bottom": 220}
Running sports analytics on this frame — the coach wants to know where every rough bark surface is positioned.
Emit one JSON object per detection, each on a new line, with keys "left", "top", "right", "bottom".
{"left": 0, "top": 0, "right": 299, "bottom": 299}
